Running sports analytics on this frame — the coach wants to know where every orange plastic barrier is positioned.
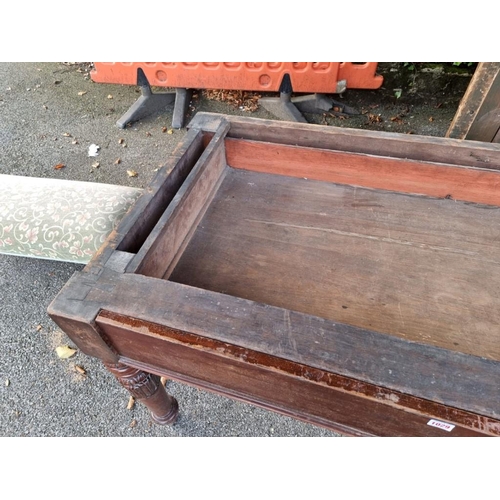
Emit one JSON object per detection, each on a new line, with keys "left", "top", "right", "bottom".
{"left": 91, "top": 62, "right": 348, "bottom": 93}
{"left": 338, "top": 62, "right": 384, "bottom": 89}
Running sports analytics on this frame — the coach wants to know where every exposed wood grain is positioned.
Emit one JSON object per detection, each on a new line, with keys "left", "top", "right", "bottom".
{"left": 79, "top": 270, "right": 500, "bottom": 420}
{"left": 447, "top": 62, "right": 500, "bottom": 142}
{"left": 169, "top": 168, "right": 500, "bottom": 363}
{"left": 129, "top": 120, "right": 230, "bottom": 277}
{"left": 189, "top": 112, "right": 500, "bottom": 170}
{"left": 96, "top": 312, "right": 496, "bottom": 436}
{"left": 225, "top": 138, "right": 500, "bottom": 206}
{"left": 116, "top": 127, "right": 206, "bottom": 256}
{"left": 50, "top": 113, "right": 500, "bottom": 435}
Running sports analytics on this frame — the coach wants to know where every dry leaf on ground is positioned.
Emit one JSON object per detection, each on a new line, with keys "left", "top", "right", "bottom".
{"left": 56, "top": 345, "right": 77, "bottom": 359}
{"left": 36, "top": 324, "right": 42, "bottom": 331}
{"left": 203, "top": 89, "right": 261, "bottom": 112}
{"left": 78, "top": 91, "right": 87, "bottom": 96}
{"left": 114, "top": 158, "right": 121, "bottom": 165}
{"left": 53, "top": 163, "right": 65, "bottom": 170}
{"left": 127, "top": 170, "right": 138, "bottom": 177}
{"left": 91, "top": 161, "right": 100, "bottom": 168}
{"left": 75, "top": 365, "right": 87, "bottom": 376}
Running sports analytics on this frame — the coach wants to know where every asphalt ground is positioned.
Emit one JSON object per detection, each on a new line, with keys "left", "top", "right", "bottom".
{"left": 0, "top": 62, "right": 473, "bottom": 438}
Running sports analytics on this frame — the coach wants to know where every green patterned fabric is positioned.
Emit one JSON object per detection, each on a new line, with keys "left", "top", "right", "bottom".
{"left": 0, "top": 175, "right": 142, "bottom": 263}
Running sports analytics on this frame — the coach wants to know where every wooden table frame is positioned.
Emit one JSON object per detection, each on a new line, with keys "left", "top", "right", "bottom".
{"left": 48, "top": 112, "right": 500, "bottom": 436}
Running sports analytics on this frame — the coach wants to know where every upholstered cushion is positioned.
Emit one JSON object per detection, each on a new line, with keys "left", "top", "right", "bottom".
{"left": 0, "top": 175, "right": 142, "bottom": 263}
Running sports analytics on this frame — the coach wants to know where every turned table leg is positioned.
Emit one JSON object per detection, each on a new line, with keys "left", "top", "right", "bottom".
{"left": 105, "top": 362, "right": 179, "bottom": 425}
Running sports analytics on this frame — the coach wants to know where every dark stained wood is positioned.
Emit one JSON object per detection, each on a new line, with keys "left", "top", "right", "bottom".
{"left": 47, "top": 270, "right": 119, "bottom": 364}
{"left": 225, "top": 138, "right": 500, "bottom": 206}
{"left": 77, "top": 271, "right": 500, "bottom": 421}
{"left": 190, "top": 112, "right": 500, "bottom": 170}
{"left": 116, "top": 127, "right": 206, "bottom": 256}
{"left": 105, "top": 362, "right": 178, "bottom": 425}
{"left": 48, "top": 113, "right": 500, "bottom": 435}
{"left": 96, "top": 312, "right": 496, "bottom": 436}
{"left": 169, "top": 168, "right": 500, "bottom": 361}
{"left": 447, "top": 62, "right": 500, "bottom": 142}
{"left": 129, "top": 120, "right": 230, "bottom": 277}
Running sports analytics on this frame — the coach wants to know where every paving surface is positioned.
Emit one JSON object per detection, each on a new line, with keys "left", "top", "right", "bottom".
{"left": 0, "top": 62, "right": 472, "bottom": 436}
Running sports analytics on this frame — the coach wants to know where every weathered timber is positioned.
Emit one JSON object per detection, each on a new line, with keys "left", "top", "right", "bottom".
{"left": 48, "top": 113, "right": 500, "bottom": 435}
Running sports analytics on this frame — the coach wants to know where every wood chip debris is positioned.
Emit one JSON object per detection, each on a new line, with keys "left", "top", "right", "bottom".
{"left": 118, "top": 138, "right": 124, "bottom": 144}
{"left": 91, "top": 161, "right": 100, "bottom": 169}
{"left": 62, "top": 132, "right": 71, "bottom": 137}
{"left": 127, "top": 170, "right": 138, "bottom": 177}
{"left": 127, "top": 396, "right": 135, "bottom": 410}
{"left": 78, "top": 91, "right": 87, "bottom": 96}
{"left": 129, "top": 419, "right": 137, "bottom": 428}
{"left": 36, "top": 324, "right": 42, "bottom": 331}
{"left": 5, "top": 379, "right": 10, "bottom": 387}
{"left": 160, "top": 377, "right": 168, "bottom": 387}
{"left": 202, "top": 89, "right": 261, "bottom": 112}
{"left": 53, "top": 163, "right": 65, "bottom": 170}
{"left": 114, "top": 158, "right": 121, "bottom": 165}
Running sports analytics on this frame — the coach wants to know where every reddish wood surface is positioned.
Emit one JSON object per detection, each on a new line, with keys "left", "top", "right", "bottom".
{"left": 106, "top": 362, "right": 178, "bottom": 424}
{"left": 225, "top": 138, "right": 500, "bottom": 206}
{"left": 191, "top": 112, "right": 500, "bottom": 170}
{"left": 97, "top": 311, "right": 496, "bottom": 436}
{"left": 169, "top": 168, "right": 500, "bottom": 361}
{"left": 48, "top": 113, "right": 500, "bottom": 435}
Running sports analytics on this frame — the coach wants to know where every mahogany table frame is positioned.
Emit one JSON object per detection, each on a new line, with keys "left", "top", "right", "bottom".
{"left": 48, "top": 112, "right": 500, "bottom": 436}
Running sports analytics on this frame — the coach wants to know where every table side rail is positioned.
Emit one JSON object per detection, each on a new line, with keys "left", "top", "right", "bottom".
{"left": 96, "top": 311, "right": 495, "bottom": 437}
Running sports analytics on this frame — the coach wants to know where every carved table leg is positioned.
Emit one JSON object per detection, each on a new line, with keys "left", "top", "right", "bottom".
{"left": 105, "top": 362, "right": 179, "bottom": 425}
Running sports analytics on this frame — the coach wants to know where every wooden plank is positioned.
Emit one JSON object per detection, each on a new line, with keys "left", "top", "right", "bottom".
{"left": 96, "top": 312, "right": 494, "bottom": 436}
{"left": 128, "top": 119, "right": 230, "bottom": 277}
{"left": 447, "top": 62, "right": 500, "bottom": 142}
{"left": 225, "top": 138, "right": 500, "bottom": 206}
{"left": 115, "top": 127, "right": 206, "bottom": 256}
{"left": 169, "top": 168, "right": 500, "bottom": 361}
{"left": 82, "top": 270, "right": 500, "bottom": 421}
{"left": 188, "top": 112, "right": 500, "bottom": 170}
